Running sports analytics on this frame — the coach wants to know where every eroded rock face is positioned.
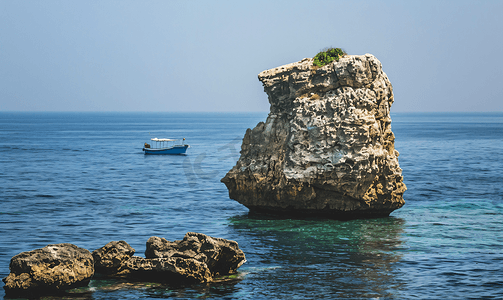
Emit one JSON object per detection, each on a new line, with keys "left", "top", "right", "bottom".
{"left": 92, "top": 240, "right": 135, "bottom": 276}
{"left": 2, "top": 243, "right": 94, "bottom": 295}
{"left": 221, "top": 54, "right": 406, "bottom": 218}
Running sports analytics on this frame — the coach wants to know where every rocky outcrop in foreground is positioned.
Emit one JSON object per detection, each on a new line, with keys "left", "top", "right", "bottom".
{"left": 92, "top": 240, "right": 135, "bottom": 276}
{"left": 2, "top": 244, "right": 94, "bottom": 295}
{"left": 94, "top": 232, "right": 246, "bottom": 283}
{"left": 222, "top": 54, "right": 406, "bottom": 218}
{"left": 144, "top": 233, "right": 246, "bottom": 278}
{"left": 3, "top": 233, "right": 246, "bottom": 296}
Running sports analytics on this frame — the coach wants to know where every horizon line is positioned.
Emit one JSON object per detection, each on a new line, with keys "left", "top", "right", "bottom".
{"left": 1, "top": 110, "right": 503, "bottom": 114}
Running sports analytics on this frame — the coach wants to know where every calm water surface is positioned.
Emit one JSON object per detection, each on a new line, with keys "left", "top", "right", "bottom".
{"left": 0, "top": 112, "right": 502, "bottom": 299}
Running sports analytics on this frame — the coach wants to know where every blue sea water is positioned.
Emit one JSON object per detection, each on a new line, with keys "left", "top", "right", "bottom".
{"left": 0, "top": 112, "right": 502, "bottom": 299}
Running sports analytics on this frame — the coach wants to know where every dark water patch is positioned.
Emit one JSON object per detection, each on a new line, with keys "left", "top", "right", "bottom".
{"left": 35, "top": 194, "right": 55, "bottom": 198}
{"left": 0, "top": 211, "right": 25, "bottom": 215}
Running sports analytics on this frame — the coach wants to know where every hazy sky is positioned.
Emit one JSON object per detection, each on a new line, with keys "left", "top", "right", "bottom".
{"left": 1, "top": 0, "right": 502, "bottom": 112}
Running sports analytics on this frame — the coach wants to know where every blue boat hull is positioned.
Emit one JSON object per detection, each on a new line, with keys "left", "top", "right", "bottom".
{"left": 143, "top": 145, "right": 189, "bottom": 155}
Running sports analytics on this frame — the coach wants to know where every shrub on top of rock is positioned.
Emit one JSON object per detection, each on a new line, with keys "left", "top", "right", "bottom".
{"left": 313, "top": 47, "right": 346, "bottom": 67}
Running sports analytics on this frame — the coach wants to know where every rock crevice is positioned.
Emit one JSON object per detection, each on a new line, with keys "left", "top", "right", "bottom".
{"left": 222, "top": 54, "right": 406, "bottom": 218}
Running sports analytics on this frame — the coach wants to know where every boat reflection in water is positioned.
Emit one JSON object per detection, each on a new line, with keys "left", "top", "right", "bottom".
{"left": 143, "top": 138, "right": 189, "bottom": 155}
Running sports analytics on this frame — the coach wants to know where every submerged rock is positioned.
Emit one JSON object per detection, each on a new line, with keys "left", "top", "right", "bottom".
{"left": 2, "top": 243, "right": 94, "bottom": 296}
{"left": 221, "top": 54, "right": 406, "bottom": 219}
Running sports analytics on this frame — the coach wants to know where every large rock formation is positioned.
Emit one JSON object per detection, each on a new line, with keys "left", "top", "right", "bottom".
{"left": 2, "top": 243, "right": 94, "bottom": 296}
{"left": 221, "top": 54, "right": 406, "bottom": 218}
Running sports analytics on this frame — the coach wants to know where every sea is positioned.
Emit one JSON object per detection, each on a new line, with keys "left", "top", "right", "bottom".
{"left": 0, "top": 112, "right": 502, "bottom": 299}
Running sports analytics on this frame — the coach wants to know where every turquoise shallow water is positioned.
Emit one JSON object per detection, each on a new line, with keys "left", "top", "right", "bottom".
{"left": 0, "top": 112, "right": 502, "bottom": 299}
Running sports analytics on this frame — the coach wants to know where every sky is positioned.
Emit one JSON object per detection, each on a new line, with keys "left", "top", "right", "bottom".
{"left": 1, "top": 0, "right": 502, "bottom": 113}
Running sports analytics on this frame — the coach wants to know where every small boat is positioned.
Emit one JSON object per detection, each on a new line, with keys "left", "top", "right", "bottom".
{"left": 142, "top": 138, "right": 190, "bottom": 155}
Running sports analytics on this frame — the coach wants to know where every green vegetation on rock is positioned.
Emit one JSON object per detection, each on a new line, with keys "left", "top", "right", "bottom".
{"left": 313, "top": 48, "right": 346, "bottom": 67}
